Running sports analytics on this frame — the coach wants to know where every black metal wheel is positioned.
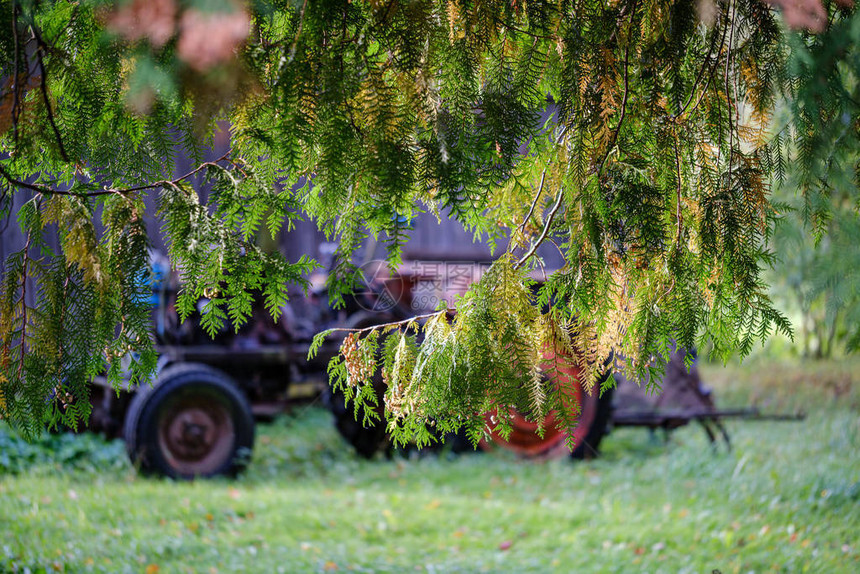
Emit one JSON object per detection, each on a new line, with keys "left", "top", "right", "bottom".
{"left": 325, "top": 384, "right": 388, "bottom": 458}
{"left": 124, "top": 364, "right": 255, "bottom": 479}
{"left": 570, "top": 381, "right": 614, "bottom": 460}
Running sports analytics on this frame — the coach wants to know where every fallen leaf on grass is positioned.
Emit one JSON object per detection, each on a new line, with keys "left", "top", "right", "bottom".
{"left": 145, "top": 565, "right": 160, "bottom": 574}
{"left": 499, "top": 540, "right": 512, "bottom": 551}
{"left": 323, "top": 561, "right": 338, "bottom": 571}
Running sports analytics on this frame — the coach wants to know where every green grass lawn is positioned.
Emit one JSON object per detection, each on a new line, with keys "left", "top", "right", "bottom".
{"left": 1, "top": 358, "right": 858, "bottom": 573}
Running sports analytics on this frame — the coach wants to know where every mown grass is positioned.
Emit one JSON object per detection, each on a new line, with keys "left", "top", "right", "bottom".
{"left": 1, "top": 358, "right": 858, "bottom": 573}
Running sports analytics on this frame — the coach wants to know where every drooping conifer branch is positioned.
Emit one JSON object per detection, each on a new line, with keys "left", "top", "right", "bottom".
{"left": 597, "top": 0, "right": 639, "bottom": 177}
{"left": 1, "top": 0, "right": 855, "bottom": 440}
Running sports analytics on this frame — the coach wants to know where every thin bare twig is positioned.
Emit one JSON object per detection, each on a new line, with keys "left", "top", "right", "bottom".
{"left": 516, "top": 167, "right": 548, "bottom": 237}
{"left": 288, "top": 0, "right": 308, "bottom": 61}
{"left": 17, "top": 208, "right": 35, "bottom": 381}
{"left": 677, "top": 3, "right": 730, "bottom": 123}
{"left": 674, "top": 131, "right": 683, "bottom": 245}
{"left": 510, "top": 124, "right": 570, "bottom": 253}
{"left": 672, "top": 16, "right": 721, "bottom": 121}
{"left": 326, "top": 311, "right": 445, "bottom": 334}
{"left": 546, "top": 237, "right": 566, "bottom": 262}
{"left": 0, "top": 150, "right": 234, "bottom": 198}
{"left": 492, "top": 17, "right": 555, "bottom": 40}
{"left": 515, "top": 184, "right": 566, "bottom": 269}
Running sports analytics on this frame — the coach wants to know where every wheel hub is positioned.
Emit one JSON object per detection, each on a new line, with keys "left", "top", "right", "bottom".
{"left": 167, "top": 409, "right": 217, "bottom": 458}
{"left": 158, "top": 399, "right": 236, "bottom": 475}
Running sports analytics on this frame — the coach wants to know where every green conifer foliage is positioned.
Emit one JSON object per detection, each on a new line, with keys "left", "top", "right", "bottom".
{"left": 0, "top": 0, "right": 857, "bottom": 440}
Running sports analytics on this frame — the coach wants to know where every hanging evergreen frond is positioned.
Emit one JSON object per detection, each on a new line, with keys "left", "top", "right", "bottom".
{"left": 1, "top": 0, "right": 857, "bottom": 440}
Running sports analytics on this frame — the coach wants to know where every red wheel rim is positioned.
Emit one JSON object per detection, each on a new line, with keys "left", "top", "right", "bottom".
{"left": 481, "top": 349, "right": 598, "bottom": 458}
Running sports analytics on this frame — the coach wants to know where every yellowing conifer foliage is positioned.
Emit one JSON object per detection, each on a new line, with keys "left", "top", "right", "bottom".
{"left": 0, "top": 0, "right": 858, "bottom": 441}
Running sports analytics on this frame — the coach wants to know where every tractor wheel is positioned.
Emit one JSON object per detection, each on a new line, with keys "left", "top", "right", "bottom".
{"left": 482, "top": 350, "right": 614, "bottom": 459}
{"left": 325, "top": 312, "right": 395, "bottom": 458}
{"left": 325, "top": 383, "right": 388, "bottom": 458}
{"left": 124, "top": 364, "right": 255, "bottom": 479}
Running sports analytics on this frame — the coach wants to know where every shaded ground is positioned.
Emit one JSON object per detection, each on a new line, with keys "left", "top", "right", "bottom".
{"left": 1, "top": 358, "right": 858, "bottom": 573}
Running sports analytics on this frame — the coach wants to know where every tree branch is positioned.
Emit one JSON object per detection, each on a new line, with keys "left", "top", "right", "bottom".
{"left": 674, "top": 131, "right": 683, "bottom": 245}
{"left": 326, "top": 311, "right": 445, "bottom": 334}
{"left": 672, "top": 13, "right": 722, "bottom": 121}
{"left": 0, "top": 150, "right": 234, "bottom": 198}
{"left": 10, "top": 0, "right": 22, "bottom": 148}
{"left": 597, "top": 0, "right": 639, "bottom": 176}
{"left": 288, "top": 0, "right": 308, "bottom": 61}
{"left": 686, "top": 6, "right": 731, "bottom": 123}
{"left": 515, "top": 184, "right": 565, "bottom": 269}
{"left": 492, "top": 17, "right": 555, "bottom": 40}
{"left": 31, "top": 23, "right": 69, "bottom": 163}
{"left": 510, "top": 124, "right": 570, "bottom": 252}
{"left": 17, "top": 213, "right": 34, "bottom": 381}
{"left": 516, "top": 167, "right": 548, "bottom": 240}
{"left": 724, "top": 0, "right": 737, "bottom": 183}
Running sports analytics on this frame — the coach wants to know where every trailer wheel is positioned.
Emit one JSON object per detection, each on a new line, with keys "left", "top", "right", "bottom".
{"left": 482, "top": 350, "right": 614, "bottom": 459}
{"left": 124, "top": 364, "right": 255, "bottom": 479}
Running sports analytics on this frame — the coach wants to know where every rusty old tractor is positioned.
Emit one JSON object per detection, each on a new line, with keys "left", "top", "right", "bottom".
{"left": 86, "top": 254, "right": 792, "bottom": 479}
{"left": 82, "top": 254, "right": 616, "bottom": 478}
